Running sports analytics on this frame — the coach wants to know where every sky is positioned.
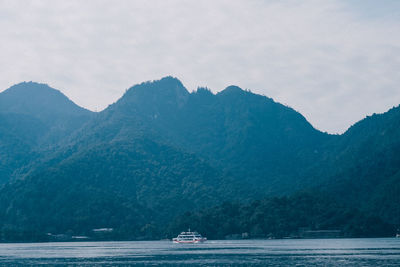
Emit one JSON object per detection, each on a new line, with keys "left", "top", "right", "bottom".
{"left": 0, "top": 0, "right": 399, "bottom": 134}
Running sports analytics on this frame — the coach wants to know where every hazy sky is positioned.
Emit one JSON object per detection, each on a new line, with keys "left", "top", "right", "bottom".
{"left": 0, "top": 0, "right": 399, "bottom": 133}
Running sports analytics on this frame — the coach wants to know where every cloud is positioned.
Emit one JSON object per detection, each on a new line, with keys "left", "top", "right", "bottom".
{"left": 0, "top": 0, "right": 399, "bottom": 133}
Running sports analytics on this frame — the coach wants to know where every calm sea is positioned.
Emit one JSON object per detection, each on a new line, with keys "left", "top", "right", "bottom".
{"left": 0, "top": 238, "right": 399, "bottom": 266}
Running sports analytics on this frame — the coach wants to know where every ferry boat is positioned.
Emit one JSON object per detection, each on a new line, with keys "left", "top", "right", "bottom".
{"left": 173, "top": 229, "right": 207, "bottom": 243}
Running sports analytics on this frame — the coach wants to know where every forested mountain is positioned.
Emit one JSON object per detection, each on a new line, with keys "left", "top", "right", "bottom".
{"left": 0, "top": 113, "right": 44, "bottom": 184}
{"left": 76, "top": 77, "right": 330, "bottom": 196}
{"left": 0, "top": 82, "right": 92, "bottom": 137}
{"left": 307, "top": 105, "right": 400, "bottom": 224}
{"left": 0, "top": 77, "right": 398, "bottom": 241}
{"left": 0, "top": 82, "right": 93, "bottom": 184}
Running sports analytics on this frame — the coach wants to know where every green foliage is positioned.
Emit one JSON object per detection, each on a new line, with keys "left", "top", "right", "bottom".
{"left": 304, "top": 106, "right": 400, "bottom": 224}
{"left": 167, "top": 194, "right": 394, "bottom": 239}
{"left": 0, "top": 78, "right": 399, "bottom": 241}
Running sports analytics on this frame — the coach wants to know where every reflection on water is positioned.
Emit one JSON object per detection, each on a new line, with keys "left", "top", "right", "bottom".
{"left": 0, "top": 238, "right": 399, "bottom": 266}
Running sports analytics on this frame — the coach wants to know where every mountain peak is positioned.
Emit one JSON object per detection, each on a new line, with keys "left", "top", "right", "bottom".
{"left": 3, "top": 81, "right": 63, "bottom": 96}
{"left": 116, "top": 77, "right": 189, "bottom": 111}
{"left": 158, "top": 76, "right": 184, "bottom": 86}
{"left": 124, "top": 76, "right": 188, "bottom": 96}
{"left": 0, "top": 81, "right": 91, "bottom": 118}
{"left": 218, "top": 85, "right": 245, "bottom": 96}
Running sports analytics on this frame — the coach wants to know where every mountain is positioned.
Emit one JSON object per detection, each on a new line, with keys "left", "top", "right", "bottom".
{"left": 0, "top": 138, "right": 228, "bottom": 240}
{"left": 0, "top": 82, "right": 92, "bottom": 144}
{"left": 0, "top": 82, "right": 93, "bottom": 184}
{"left": 168, "top": 104, "right": 400, "bottom": 239}
{"left": 0, "top": 77, "right": 398, "bottom": 241}
{"left": 307, "top": 105, "right": 400, "bottom": 224}
{"left": 84, "top": 77, "right": 331, "bottom": 195}
{"left": 0, "top": 113, "right": 44, "bottom": 184}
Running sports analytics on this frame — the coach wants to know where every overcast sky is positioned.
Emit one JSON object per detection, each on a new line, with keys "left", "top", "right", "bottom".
{"left": 0, "top": 0, "right": 399, "bottom": 133}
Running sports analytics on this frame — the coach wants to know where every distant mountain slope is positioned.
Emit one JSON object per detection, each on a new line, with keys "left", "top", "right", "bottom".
{"left": 0, "top": 138, "right": 231, "bottom": 238}
{"left": 0, "top": 82, "right": 93, "bottom": 183}
{"left": 0, "top": 114, "right": 44, "bottom": 184}
{"left": 83, "top": 77, "right": 331, "bottom": 195}
{"left": 309, "top": 105, "right": 400, "bottom": 224}
{"left": 0, "top": 82, "right": 90, "bottom": 119}
{"left": 0, "top": 77, "right": 398, "bottom": 240}
{"left": 0, "top": 82, "right": 93, "bottom": 145}
{"left": 0, "top": 77, "right": 331, "bottom": 237}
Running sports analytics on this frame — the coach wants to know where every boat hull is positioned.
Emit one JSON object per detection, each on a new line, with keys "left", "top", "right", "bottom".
{"left": 173, "top": 238, "right": 207, "bottom": 244}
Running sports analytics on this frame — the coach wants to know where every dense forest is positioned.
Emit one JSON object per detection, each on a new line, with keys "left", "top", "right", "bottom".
{"left": 0, "top": 77, "right": 399, "bottom": 241}
{"left": 0, "top": 193, "right": 393, "bottom": 242}
{"left": 167, "top": 193, "right": 393, "bottom": 240}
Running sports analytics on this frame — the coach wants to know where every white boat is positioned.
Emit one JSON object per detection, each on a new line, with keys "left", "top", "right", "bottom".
{"left": 173, "top": 229, "right": 207, "bottom": 243}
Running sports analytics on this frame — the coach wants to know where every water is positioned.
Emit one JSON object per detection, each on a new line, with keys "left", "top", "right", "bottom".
{"left": 0, "top": 238, "right": 399, "bottom": 266}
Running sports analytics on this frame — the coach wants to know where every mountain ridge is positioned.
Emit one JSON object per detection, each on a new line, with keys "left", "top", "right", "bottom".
{"left": 0, "top": 77, "right": 398, "bottom": 241}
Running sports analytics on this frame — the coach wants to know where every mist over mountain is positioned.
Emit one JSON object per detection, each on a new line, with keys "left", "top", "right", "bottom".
{"left": 0, "top": 77, "right": 398, "bottom": 241}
